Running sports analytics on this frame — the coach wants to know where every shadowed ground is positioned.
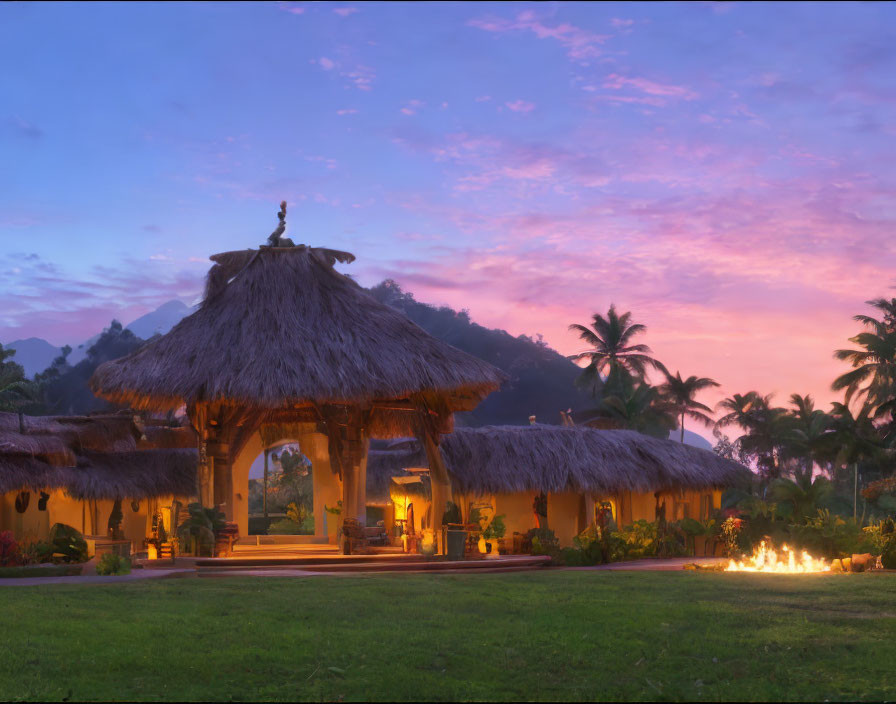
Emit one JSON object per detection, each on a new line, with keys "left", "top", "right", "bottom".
{"left": 1, "top": 571, "right": 894, "bottom": 702}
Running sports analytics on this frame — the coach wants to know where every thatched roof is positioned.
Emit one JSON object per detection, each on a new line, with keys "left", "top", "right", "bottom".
{"left": 90, "top": 244, "right": 504, "bottom": 417}
{"left": 0, "top": 412, "right": 197, "bottom": 499}
{"left": 366, "top": 425, "right": 749, "bottom": 497}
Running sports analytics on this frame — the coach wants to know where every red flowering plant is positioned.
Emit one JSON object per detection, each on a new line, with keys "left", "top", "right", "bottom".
{"left": 721, "top": 517, "right": 743, "bottom": 558}
{"left": 0, "top": 531, "right": 21, "bottom": 567}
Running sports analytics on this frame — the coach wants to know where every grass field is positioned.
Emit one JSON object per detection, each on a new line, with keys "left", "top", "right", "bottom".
{"left": 1, "top": 570, "right": 894, "bottom": 702}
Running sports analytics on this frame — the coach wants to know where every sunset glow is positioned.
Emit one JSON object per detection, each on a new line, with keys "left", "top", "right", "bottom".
{"left": 2, "top": 2, "right": 894, "bottom": 414}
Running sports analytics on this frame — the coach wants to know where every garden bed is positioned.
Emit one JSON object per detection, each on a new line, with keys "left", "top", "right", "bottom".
{"left": 0, "top": 564, "right": 83, "bottom": 579}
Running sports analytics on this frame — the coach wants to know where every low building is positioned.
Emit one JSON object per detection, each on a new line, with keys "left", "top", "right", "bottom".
{"left": 0, "top": 412, "right": 196, "bottom": 550}
{"left": 367, "top": 424, "right": 748, "bottom": 548}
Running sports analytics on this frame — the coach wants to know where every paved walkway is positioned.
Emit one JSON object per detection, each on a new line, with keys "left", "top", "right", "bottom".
{"left": 0, "top": 568, "right": 196, "bottom": 587}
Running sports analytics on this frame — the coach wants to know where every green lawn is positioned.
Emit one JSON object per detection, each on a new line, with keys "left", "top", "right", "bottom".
{"left": 1, "top": 571, "right": 894, "bottom": 702}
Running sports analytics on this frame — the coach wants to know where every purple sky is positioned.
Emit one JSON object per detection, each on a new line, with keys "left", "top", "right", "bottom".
{"left": 2, "top": 2, "right": 895, "bottom": 412}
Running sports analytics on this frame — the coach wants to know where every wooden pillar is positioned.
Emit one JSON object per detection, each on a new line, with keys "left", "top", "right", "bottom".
{"left": 419, "top": 426, "right": 451, "bottom": 555}
{"left": 193, "top": 404, "right": 214, "bottom": 507}
{"left": 343, "top": 462, "right": 358, "bottom": 526}
{"left": 355, "top": 430, "right": 368, "bottom": 525}
{"left": 262, "top": 449, "right": 269, "bottom": 517}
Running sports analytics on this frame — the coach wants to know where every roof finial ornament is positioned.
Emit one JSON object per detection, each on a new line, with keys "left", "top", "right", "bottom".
{"left": 266, "top": 201, "right": 294, "bottom": 247}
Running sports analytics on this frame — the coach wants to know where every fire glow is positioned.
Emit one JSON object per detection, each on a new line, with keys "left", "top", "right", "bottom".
{"left": 726, "top": 540, "right": 830, "bottom": 573}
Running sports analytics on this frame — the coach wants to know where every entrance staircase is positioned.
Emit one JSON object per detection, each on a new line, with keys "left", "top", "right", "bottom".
{"left": 193, "top": 551, "right": 551, "bottom": 576}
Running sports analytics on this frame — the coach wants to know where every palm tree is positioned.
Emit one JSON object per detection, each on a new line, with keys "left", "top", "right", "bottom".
{"left": 715, "top": 391, "right": 768, "bottom": 430}
{"left": 568, "top": 304, "right": 665, "bottom": 394}
{"left": 854, "top": 297, "right": 896, "bottom": 333}
{"left": 769, "top": 475, "right": 834, "bottom": 522}
{"left": 782, "top": 394, "right": 833, "bottom": 483}
{"left": 716, "top": 392, "right": 789, "bottom": 479}
{"left": 582, "top": 373, "right": 676, "bottom": 438}
{"left": 832, "top": 302, "right": 896, "bottom": 414}
{"left": 659, "top": 371, "right": 720, "bottom": 443}
{"left": 822, "top": 402, "right": 883, "bottom": 519}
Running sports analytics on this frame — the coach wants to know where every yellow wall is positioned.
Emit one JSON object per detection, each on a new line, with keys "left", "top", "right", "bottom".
{"left": 547, "top": 492, "right": 581, "bottom": 546}
{"left": 494, "top": 491, "right": 537, "bottom": 538}
{"left": 0, "top": 489, "right": 175, "bottom": 552}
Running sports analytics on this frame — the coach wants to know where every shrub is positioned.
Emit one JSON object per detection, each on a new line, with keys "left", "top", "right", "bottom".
{"left": 612, "top": 519, "right": 658, "bottom": 559}
{"left": 267, "top": 514, "right": 314, "bottom": 535}
{"left": 95, "top": 552, "right": 131, "bottom": 576}
{"left": 48, "top": 523, "right": 89, "bottom": 563}
{"left": 482, "top": 514, "right": 506, "bottom": 540}
{"left": 0, "top": 531, "right": 21, "bottom": 567}
{"left": 20, "top": 540, "right": 53, "bottom": 565}
{"left": 527, "top": 527, "right": 560, "bottom": 558}
{"left": 790, "top": 510, "right": 873, "bottom": 559}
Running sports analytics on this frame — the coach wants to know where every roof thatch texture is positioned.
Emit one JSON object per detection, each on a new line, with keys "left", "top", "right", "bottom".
{"left": 90, "top": 245, "right": 505, "bottom": 416}
{"left": 366, "top": 425, "right": 749, "bottom": 497}
{"left": 0, "top": 412, "right": 197, "bottom": 499}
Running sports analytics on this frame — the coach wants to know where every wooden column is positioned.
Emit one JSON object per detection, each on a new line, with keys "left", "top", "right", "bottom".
{"left": 342, "top": 462, "right": 358, "bottom": 526}
{"left": 419, "top": 425, "right": 452, "bottom": 555}
{"left": 192, "top": 404, "right": 214, "bottom": 507}
{"left": 355, "top": 430, "right": 369, "bottom": 524}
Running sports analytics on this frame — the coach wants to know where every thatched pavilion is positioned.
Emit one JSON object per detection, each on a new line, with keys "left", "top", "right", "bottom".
{"left": 366, "top": 425, "right": 749, "bottom": 547}
{"left": 89, "top": 204, "right": 504, "bottom": 550}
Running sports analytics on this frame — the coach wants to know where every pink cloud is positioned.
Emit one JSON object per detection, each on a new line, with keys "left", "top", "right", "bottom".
{"left": 336, "top": 108, "right": 358, "bottom": 116}
{"left": 318, "top": 57, "right": 336, "bottom": 70}
{"left": 279, "top": 3, "right": 305, "bottom": 15}
{"left": 505, "top": 100, "right": 536, "bottom": 113}
{"left": 400, "top": 99, "right": 425, "bottom": 116}
{"left": 333, "top": 7, "right": 358, "bottom": 16}
{"left": 469, "top": 11, "right": 610, "bottom": 61}
{"left": 343, "top": 65, "right": 375, "bottom": 91}
{"left": 603, "top": 73, "right": 699, "bottom": 100}
{"left": 611, "top": 18, "right": 635, "bottom": 28}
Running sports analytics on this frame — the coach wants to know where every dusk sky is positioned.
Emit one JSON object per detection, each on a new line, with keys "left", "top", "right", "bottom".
{"left": 2, "top": 1, "right": 895, "bottom": 416}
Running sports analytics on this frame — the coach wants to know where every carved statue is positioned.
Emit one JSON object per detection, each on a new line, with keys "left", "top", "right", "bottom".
{"left": 266, "top": 201, "right": 295, "bottom": 247}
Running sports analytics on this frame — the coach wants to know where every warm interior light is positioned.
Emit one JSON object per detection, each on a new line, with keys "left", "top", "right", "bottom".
{"left": 147, "top": 544, "right": 158, "bottom": 560}
{"left": 726, "top": 540, "right": 829, "bottom": 573}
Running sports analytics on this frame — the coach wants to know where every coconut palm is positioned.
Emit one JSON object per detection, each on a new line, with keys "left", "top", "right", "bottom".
{"left": 716, "top": 392, "right": 789, "bottom": 479}
{"left": 715, "top": 392, "right": 769, "bottom": 430}
{"left": 568, "top": 304, "right": 666, "bottom": 394}
{"left": 854, "top": 297, "right": 896, "bottom": 333}
{"left": 823, "top": 401, "right": 883, "bottom": 518}
{"left": 769, "top": 475, "right": 834, "bottom": 522}
{"left": 582, "top": 373, "right": 676, "bottom": 439}
{"left": 832, "top": 302, "right": 896, "bottom": 414}
{"left": 782, "top": 394, "right": 833, "bottom": 483}
{"left": 659, "top": 371, "right": 720, "bottom": 443}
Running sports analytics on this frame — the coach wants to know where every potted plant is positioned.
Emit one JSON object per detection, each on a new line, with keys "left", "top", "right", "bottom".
{"left": 481, "top": 514, "right": 506, "bottom": 558}
{"left": 324, "top": 501, "right": 342, "bottom": 544}
{"left": 420, "top": 529, "right": 437, "bottom": 559}
{"left": 443, "top": 501, "right": 465, "bottom": 560}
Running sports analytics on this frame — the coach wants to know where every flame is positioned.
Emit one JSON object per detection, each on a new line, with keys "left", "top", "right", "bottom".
{"left": 726, "top": 540, "right": 830, "bottom": 573}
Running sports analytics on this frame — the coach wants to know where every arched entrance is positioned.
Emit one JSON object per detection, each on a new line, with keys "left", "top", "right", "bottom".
{"left": 247, "top": 439, "right": 313, "bottom": 537}
{"left": 230, "top": 428, "right": 343, "bottom": 546}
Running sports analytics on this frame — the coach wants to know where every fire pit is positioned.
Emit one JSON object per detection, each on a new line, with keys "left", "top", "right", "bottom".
{"left": 726, "top": 540, "right": 830, "bottom": 573}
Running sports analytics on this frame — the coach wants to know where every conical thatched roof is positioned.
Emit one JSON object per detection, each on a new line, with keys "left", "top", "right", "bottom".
{"left": 0, "top": 412, "right": 197, "bottom": 499}
{"left": 366, "top": 425, "right": 750, "bottom": 497}
{"left": 90, "top": 245, "right": 504, "bottom": 414}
